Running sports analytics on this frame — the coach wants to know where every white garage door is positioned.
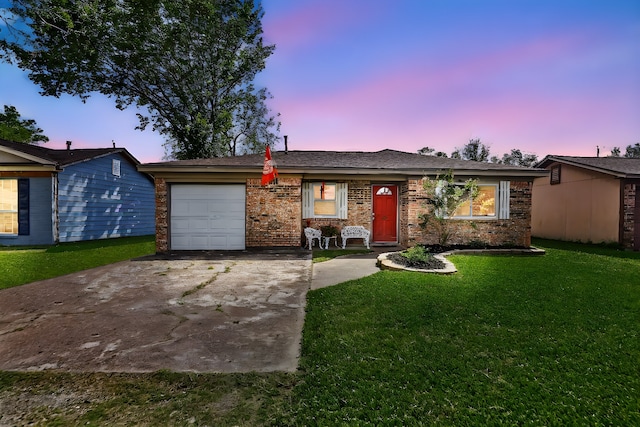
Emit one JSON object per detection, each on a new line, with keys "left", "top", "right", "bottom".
{"left": 170, "top": 184, "right": 246, "bottom": 250}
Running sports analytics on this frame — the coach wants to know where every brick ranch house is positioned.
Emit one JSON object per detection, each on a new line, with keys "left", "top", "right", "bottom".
{"left": 138, "top": 149, "right": 548, "bottom": 253}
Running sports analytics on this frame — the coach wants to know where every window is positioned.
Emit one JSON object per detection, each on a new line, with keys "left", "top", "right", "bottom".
{"left": 0, "top": 179, "right": 18, "bottom": 234}
{"left": 302, "top": 182, "right": 348, "bottom": 219}
{"left": 450, "top": 181, "right": 510, "bottom": 220}
{"left": 313, "top": 182, "right": 336, "bottom": 216}
{"left": 112, "top": 159, "right": 121, "bottom": 177}
{"left": 376, "top": 186, "right": 393, "bottom": 195}
{"left": 452, "top": 184, "right": 497, "bottom": 218}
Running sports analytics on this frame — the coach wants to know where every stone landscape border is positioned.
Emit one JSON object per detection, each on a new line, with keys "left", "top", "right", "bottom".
{"left": 377, "top": 247, "right": 546, "bottom": 274}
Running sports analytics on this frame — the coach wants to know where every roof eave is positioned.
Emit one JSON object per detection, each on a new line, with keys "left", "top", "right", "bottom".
{"left": 538, "top": 156, "right": 629, "bottom": 178}
{"left": 0, "top": 164, "right": 59, "bottom": 172}
{"left": 138, "top": 164, "right": 548, "bottom": 178}
{"left": 61, "top": 148, "right": 140, "bottom": 167}
{"left": 0, "top": 146, "right": 57, "bottom": 166}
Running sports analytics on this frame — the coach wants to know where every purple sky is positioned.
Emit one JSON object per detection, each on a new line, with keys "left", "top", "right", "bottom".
{"left": 1, "top": 0, "right": 639, "bottom": 163}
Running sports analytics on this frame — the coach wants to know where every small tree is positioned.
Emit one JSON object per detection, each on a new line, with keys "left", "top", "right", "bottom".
{"left": 419, "top": 170, "right": 479, "bottom": 246}
{"left": 418, "top": 146, "right": 448, "bottom": 157}
{"left": 0, "top": 105, "right": 49, "bottom": 144}
{"left": 453, "top": 138, "right": 490, "bottom": 162}
{"left": 417, "top": 146, "right": 435, "bottom": 156}
{"left": 624, "top": 143, "right": 640, "bottom": 158}
{"left": 493, "top": 148, "right": 538, "bottom": 167}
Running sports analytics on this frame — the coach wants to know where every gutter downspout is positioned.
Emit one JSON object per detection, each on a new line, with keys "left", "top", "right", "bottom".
{"left": 53, "top": 172, "right": 59, "bottom": 243}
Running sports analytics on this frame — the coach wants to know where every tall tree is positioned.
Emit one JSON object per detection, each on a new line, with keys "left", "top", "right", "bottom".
{"left": 454, "top": 138, "right": 490, "bottom": 162}
{"left": 0, "top": 105, "right": 49, "bottom": 144}
{"left": 624, "top": 143, "right": 640, "bottom": 158}
{"left": 1, "top": 0, "right": 279, "bottom": 159}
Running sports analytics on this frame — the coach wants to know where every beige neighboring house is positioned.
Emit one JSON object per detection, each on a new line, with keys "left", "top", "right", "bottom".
{"left": 532, "top": 156, "right": 640, "bottom": 250}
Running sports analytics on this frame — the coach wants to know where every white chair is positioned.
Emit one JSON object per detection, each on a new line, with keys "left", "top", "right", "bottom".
{"left": 341, "top": 226, "right": 370, "bottom": 249}
{"left": 304, "top": 227, "right": 322, "bottom": 250}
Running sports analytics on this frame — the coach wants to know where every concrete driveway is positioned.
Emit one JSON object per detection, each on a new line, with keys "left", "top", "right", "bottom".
{"left": 0, "top": 250, "right": 311, "bottom": 373}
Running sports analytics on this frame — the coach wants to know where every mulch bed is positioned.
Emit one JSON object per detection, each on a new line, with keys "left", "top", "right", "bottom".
{"left": 387, "top": 244, "right": 528, "bottom": 270}
{"left": 387, "top": 252, "right": 446, "bottom": 270}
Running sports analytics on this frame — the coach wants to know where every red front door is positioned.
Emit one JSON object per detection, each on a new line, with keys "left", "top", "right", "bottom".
{"left": 372, "top": 185, "right": 398, "bottom": 242}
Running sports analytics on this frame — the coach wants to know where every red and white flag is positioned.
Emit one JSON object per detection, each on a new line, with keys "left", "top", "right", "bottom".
{"left": 261, "top": 145, "right": 278, "bottom": 186}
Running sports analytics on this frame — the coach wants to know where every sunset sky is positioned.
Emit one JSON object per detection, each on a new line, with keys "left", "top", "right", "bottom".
{"left": 1, "top": 0, "right": 639, "bottom": 163}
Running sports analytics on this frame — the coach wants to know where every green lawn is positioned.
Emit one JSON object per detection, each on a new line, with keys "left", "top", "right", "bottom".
{"left": 1, "top": 239, "right": 638, "bottom": 425}
{"left": 0, "top": 235, "right": 155, "bottom": 289}
{"left": 278, "top": 240, "right": 640, "bottom": 425}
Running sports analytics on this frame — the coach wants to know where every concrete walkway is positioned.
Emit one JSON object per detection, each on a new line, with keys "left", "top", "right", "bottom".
{"left": 311, "top": 252, "right": 382, "bottom": 289}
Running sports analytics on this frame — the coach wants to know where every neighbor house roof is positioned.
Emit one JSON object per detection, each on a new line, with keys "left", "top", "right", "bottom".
{"left": 0, "top": 138, "right": 141, "bottom": 170}
{"left": 139, "top": 149, "right": 548, "bottom": 178}
{"left": 537, "top": 155, "right": 640, "bottom": 179}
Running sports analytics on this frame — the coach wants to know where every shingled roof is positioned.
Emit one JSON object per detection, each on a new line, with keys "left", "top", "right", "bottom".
{"left": 0, "top": 138, "right": 140, "bottom": 168}
{"left": 140, "top": 149, "right": 547, "bottom": 178}
{"left": 537, "top": 155, "right": 640, "bottom": 178}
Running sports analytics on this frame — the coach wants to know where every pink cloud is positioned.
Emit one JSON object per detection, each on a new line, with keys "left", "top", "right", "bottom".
{"left": 263, "top": 1, "right": 383, "bottom": 57}
{"left": 271, "top": 22, "right": 640, "bottom": 159}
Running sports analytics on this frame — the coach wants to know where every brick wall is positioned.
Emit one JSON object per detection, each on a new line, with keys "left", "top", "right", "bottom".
{"left": 154, "top": 176, "right": 535, "bottom": 251}
{"left": 246, "top": 177, "right": 302, "bottom": 247}
{"left": 155, "top": 178, "right": 168, "bottom": 253}
{"left": 345, "top": 179, "right": 372, "bottom": 226}
{"left": 621, "top": 182, "right": 637, "bottom": 249}
{"left": 403, "top": 179, "right": 533, "bottom": 247}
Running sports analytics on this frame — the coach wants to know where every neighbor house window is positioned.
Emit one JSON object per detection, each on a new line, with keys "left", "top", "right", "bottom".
{"left": 302, "top": 182, "right": 348, "bottom": 219}
{"left": 112, "top": 159, "right": 121, "bottom": 177}
{"left": 0, "top": 179, "right": 18, "bottom": 234}
{"left": 550, "top": 165, "right": 561, "bottom": 185}
{"left": 450, "top": 181, "right": 510, "bottom": 219}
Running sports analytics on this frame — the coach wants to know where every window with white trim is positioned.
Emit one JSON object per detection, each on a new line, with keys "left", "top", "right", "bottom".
{"left": 451, "top": 181, "right": 510, "bottom": 219}
{"left": 302, "top": 182, "right": 348, "bottom": 219}
{"left": 0, "top": 179, "right": 18, "bottom": 234}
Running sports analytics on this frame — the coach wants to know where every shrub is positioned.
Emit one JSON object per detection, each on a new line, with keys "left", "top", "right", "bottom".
{"left": 400, "top": 246, "right": 431, "bottom": 265}
{"left": 419, "top": 170, "right": 478, "bottom": 246}
{"left": 320, "top": 225, "right": 340, "bottom": 236}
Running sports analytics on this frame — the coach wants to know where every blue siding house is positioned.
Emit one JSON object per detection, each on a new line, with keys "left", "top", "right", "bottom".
{"left": 0, "top": 139, "right": 155, "bottom": 246}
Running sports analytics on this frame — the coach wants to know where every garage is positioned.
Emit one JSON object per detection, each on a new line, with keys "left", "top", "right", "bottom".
{"left": 170, "top": 184, "right": 246, "bottom": 250}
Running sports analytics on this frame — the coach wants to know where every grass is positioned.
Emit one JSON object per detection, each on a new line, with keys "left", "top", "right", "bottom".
{"left": 0, "top": 235, "right": 155, "bottom": 289}
{"left": 0, "top": 371, "right": 296, "bottom": 426}
{"left": 1, "top": 239, "right": 639, "bottom": 425}
{"left": 278, "top": 240, "right": 640, "bottom": 425}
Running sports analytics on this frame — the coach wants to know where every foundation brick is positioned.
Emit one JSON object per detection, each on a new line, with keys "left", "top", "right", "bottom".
{"left": 622, "top": 182, "right": 637, "bottom": 249}
{"left": 155, "top": 178, "right": 168, "bottom": 253}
